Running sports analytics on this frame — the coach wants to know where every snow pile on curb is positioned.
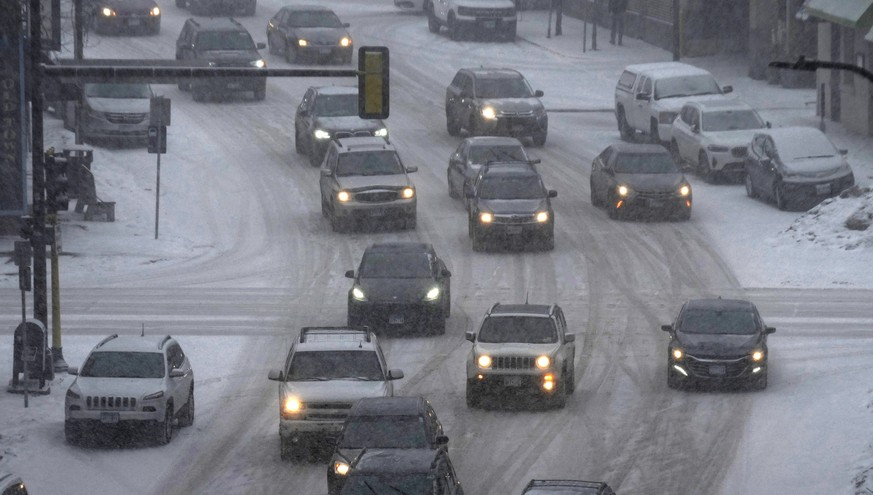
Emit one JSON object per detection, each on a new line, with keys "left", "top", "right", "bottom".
{"left": 780, "top": 186, "right": 873, "bottom": 250}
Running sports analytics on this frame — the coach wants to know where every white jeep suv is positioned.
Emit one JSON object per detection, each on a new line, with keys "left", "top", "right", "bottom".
{"left": 64, "top": 334, "right": 195, "bottom": 445}
{"left": 426, "top": 0, "right": 517, "bottom": 41}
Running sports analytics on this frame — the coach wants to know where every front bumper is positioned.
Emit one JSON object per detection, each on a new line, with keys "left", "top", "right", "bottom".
{"left": 94, "top": 15, "right": 160, "bottom": 33}
{"left": 478, "top": 113, "right": 547, "bottom": 138}
{"left": 455, "top": 16, "right": 516, "bottom": 34}
{"left": 66, "top": 405, "right": 164, "bottom": 423}
{"left": 194, "top": 76, "right": 266, "bottom": 94}
{"left": 476, "top": 217, "right": 552, "bottom": 241}
{"left": 707, "top": 147, "right": 749, "bottom": 174}
{"left": 279, "top": 418, "right": 345, "bottom": 440}
{"left": 348, "top": 299, "right": 443, "bottom": 329}
{"left": 613, "top": 192, "right": 691, "bottom": 219}
{"left": 671, "top": 355, "right": 766, "bottom": 382}
{"left": 334, "top": 195, "right": 415, "bottom": 222}
{"left": 296, "top": 45, "right": 353, "bottom": 62}
{"left": 82, "top": 112, "right": 150, "bottom": 140}
{"left": 467, "top": 371, "right": 561, "bottom": 396}
{"left": 782, "top": 172, "right": 855, "bottom": 203}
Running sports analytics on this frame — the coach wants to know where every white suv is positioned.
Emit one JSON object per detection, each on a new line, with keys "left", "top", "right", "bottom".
{"left": 426, "top": 0, "right": 517, "bottom": 41}
{"left": 267, "top": 327, "right": 404, "bottom": 461}
{"left": 64, "top": 334, "right": 195, "bottom": 445}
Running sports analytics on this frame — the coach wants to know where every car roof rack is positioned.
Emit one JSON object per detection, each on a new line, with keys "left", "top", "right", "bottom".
{"left": 95, "top": 334, "right": 119, "bottom": 348}
{"left": 299, "top": 326, "right": 372, "bottom": 343}
{"left": 158, "top": 335, "right": 172, "bottom": 349}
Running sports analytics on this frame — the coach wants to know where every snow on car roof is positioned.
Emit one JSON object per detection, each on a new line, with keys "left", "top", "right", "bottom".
{"left": 313, "top": 85, "right": 357, "bottom": 95}
{"left": 762, "top": 127, "right": 837, "bottom": 154}
{"left": 95, "top": 335, "right": 170, "bottom": 353}
{"left": 623, "top": 61, "right": 712, "bottom": 79}
{"left": 694, "top": 99, "right": 755, "bottom": 111}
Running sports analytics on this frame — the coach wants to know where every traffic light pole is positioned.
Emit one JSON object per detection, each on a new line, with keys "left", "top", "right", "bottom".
{"left": 29, "top": 0, "right": 49, "bottom": 332}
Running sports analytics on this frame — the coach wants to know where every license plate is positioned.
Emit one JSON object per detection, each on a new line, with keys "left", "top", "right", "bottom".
{"left": 369, "top": 210, "right": 386, "bottom": 217}
{"left": 483, "top": 20, "right": 496, "bottom": 28}
{"left": 389, "top": 314, "right": 404, "bottom": 325}
{"left": 647, "top": 199, "right": 664, "bottom": 208}
{"left": 128, "top": 18, "right": 141, "bottom": 26}
{"left": 504, "top": 376, "right": 522, "bottom": 387}
{"left": 708, "top": 365, "right": 726, "bottom": 376}
{"left": 100, "top": 412, "right": 120, "bottom": 424}
{"left": 815, "top": 183, "right": 831, "bottom": 195}
{"left": 506, "top": 226, "right": 522, "bottom": 235}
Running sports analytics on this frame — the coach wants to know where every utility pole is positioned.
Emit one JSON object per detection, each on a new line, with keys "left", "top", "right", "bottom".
{"left": 29, "top": 0, "right": 50, "bottom": 333}
{"left": 672, "top": 0, "right": 680, "bottom": 61}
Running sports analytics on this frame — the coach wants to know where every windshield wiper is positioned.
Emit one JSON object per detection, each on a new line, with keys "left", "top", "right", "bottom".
{"left": 293, "top": 377, "right": 333, "bottom": 381}
{"left": 339, "top": 376, "right": 380, "bottom": 381}
{"left": 795, "top": 155, "right": 834, "bottom": 159}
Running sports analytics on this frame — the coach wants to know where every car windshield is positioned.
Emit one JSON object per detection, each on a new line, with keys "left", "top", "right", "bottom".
{"left": 524, "top": 488, "right": 602, "bottom": 495}
{"left": 478, "top": 176, "right": 543, "bottom": 199}
{"left": 654, "top": 74, "right": 721, "bottom": 99}
{"left": 286, "top": 351, "right": 384, "bottom": 380}
{"left": 336, "top": 151, "right": 405, "bottom": 177}
{"left": 314, "top": 94, "right": 358, "bottom": 117}
{"left": 195, "top": 31, "right": 256, "bottom": 51}
{"left": 84, "top": 83, "right": 151, "bottom": 99}
{"left": 702, "top": 110, "right": 764, "bottom": 132}
{"left": 478, "top": 316, "right": 557, "bottom": 343}
{"left": 614, "top": 153, "right": 679, "bottom": 174}
{"left": 470, "top": 145, "right": 528, "bottom": 165}
{"left": 678, "top": 308, "right": 759, "bottom": 335}
{"left": 774, "top": 133, "right": 837, "bottom": 160}
{"left": 287, "top": 11, "right": 343, "bottom": 27}
{"left": 80, "top": 351, "right": 164, "bottom": 378}
{"left": 475, "top": 77, "right": 533, "bottom": 98}
{"left": 341, "top": 474, "right": 433, "bottom": 495}
{"left": 360, "top": 252, "right": 431, "bottom": 278}
{"left": 340, "top": 416, "right": 429, "bottom": 448}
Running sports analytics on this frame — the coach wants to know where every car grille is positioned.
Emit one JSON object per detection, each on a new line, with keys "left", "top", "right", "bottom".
{"left": 731, "top": 146, "right": 747, "bottom": 158}
{"left": 105, "top": 112, "right": 147, "bottom": 124}
{"left": 355, "top": 190, "right": 400, "bottom": 203}
{"left": 211, "top": 61, "right": 250, "bottom": 68}
{"left": 86, "top": 396, "right": 138, "bottom": 410}
{"left": 492, "top": 213, "right": 535, "bottom": 224}
{"left": 116, "top": 7, "right": 152, "bottom": 15}
{"left": 494, "top": 356, "right": 535, "bottom": 370}
{"left": 634, "top": 191, "right": 675, "bottom": 200}
{"left": 685, "top": 355, "right": 748, "bottom": 378}
{"left": 334, "top": 130, "right": 375, "bottom": 139}
{"left": 304, "top": 401, "right": 353, "bottom": 421}
{"left": 500, "top": 111, "right": 534, "bottom": 117}
{"left": 457, "top": 6, "right": 515, "bottom": 17}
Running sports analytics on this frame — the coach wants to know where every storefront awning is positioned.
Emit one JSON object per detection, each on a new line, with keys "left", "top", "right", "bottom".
{"left": 800, "top": 0, "right": 873, "bottom": 28}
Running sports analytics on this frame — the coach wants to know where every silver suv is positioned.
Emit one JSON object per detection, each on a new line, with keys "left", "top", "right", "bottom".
{"left": 319, "top": 137, "right": 418, "bottom": 232}
{"left": 465, "top": 303, "right": 575, "bottom": 408}
{"left": 267, "top": 327, "right": 404, "bottom": 461}
{"left": 64, "top": 334, "right": 195, "bottom": 445}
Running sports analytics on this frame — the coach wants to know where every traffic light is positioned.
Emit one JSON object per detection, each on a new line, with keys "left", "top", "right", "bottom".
{"left": 44, "top": 150, "right": 70, "bottom": 212}
{"left": 19, "top": 215, "right": 35, "bottom": 241}
{"left": 358, "top": 46, "right": 389, "bottom": 120}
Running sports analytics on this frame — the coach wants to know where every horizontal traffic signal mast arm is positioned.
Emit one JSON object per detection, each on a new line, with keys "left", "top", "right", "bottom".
{"left": 769, "top": 56, "right": 873, "bottom": 84}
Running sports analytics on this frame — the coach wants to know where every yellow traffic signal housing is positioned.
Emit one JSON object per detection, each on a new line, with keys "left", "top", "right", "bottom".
{"left": 358, "top": 46, "right": 389, "bottom": 120}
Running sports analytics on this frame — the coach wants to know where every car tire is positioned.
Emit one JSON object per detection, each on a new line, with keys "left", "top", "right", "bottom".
{"left": 550, "top": 380, "right": 567, "bottom": 408}
{"left": 446, "top": 113, "right": 460, "bottom": 136}
{"left": 285, "top": 41, "right": 297, "bottom": 64}
{"left": 405, "top": 214, "right": 417, "bottom": 230}
{"left": 448, "top": 14, "right": 461, "bottom": 41}
{"left": 427, "top": 7, "right": 440, "bottom": 33}
{"left": 330, "top": 211, "right": 346, "bottom": 233}
{"left": 607, "top": 193, "right": 620, "bottom": 220}
{"left": 751, "top": 370, "right": 768, "bottom": 391}
{"left": 541, "top": 232, "right": 555, "bottom": 251}
{"left": 467, "top": 216, "right": 474, "bottom": 238}
{"left": 675, "top": 208, "right": 692, "bottom": 221}
{"left": 744, "top": 172, "right": 757, "bottom": 198}
{"left": 430, "top": 313, "right": 446, "bottom": 335}
{"left": 467, "top": 116, "right": 480, "bottom": 137}
{"left": 698, "top": 151, "right": 713, "bottom": 183}
{"left": 308, "top": 149, "right": 322, "bottom": 167}
{"left": 589, "top": 179, "right": 601, "bottom": 207}
{"left": 279, "top": 436, "right": 293, "bottom": 461}
{"left": 448, "top": 174, "right": 459, "bottom": 199}
{"left": 667, "top": 366, "right": 681, "bottom": 390}
{"left": 649, "top": 119, "right": 662, "bottom": 145}
{"left": 155, "top": 405, "right": 173, "bottom": 445}
{"left": 444, "top": 287, "right": 451, "bottom": 318}
{"left": 531, "top": 130, "right": 547, "bottom": 147}
{"left": 178, "top": 388, "right": 195, "bottom": 427}
{"left": 670, "top": 140, "right": 682, "bottom": 168}
{"left": 617, "top": 106, "right": 632, "bottom": 140}
{"left": 565, "top": 364, "right": 575, "bottom": 395}
{"left": 295, "top": 128, "right": 305, "bottom": 154}
{"left": 465, "top": 380, "right": 481, "bottom": 408}
{"left": 774, "top": 182, "right": 788, "bottom": 210}
{"left": 471, "top": 225, "right": 486, "bottom": 252}
{"left": 64, "top": 420, "right": 82, "bottom": 445}
{"left": 253, "top": 83, "right": 266, "bottom": 101}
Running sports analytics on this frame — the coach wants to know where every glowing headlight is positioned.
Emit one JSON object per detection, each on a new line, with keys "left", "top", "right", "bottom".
{"left": 477, "top": 355, "right": 492, "bottom": 369}
{"left": 150, "top": 6, "right": 160, "bottom": 16}
{"left": 424, "top": 287, "right": 440, "bottom": 301}
{"left": 535, "top": 355, "right": 550, "bottom": 369}
{"left": 251, "top": 59, "right": 266, "bottom": 68}
{"left": 340, "top": 37, "right": 351, "bottom": 47}
{"left": 352, "top": 286, "right": 366, "bottom": 301}
{"left": 672, "top": 348, "right": 684, "bottom": 360}
{"left": 314, "top": 129, "right": 331, "bottom": 140}
{"left": 337, "top": 191, "right": 351, "bottom": 202}
{"left": 334, "top": 461, "right": 350, "bottom": 476}
{"left": 101, "top": 7, "right": 115, "bottom": 16}
{"left": 298, "top": 39, "right": 309, "bottom": 47}
{"left": 678, "top": 185, "right": 691, "bottom": 197}
{"left": 481, "top": 107, "right": 497, "bottom": 120}
{"left": 284, "top": 397, "right": 303, "bottom": 413}
{"left": 617, "top": 185, "right": 630, "bottom": 197}
{"left": 374, "top": 128, "right": 388, "bottom": 137}
{"left": 535, "top": 211, "right": 549, "bottom": 223}
{"left": 751, "top": 350, "right": 764, "bottom": 362}
{"left": 479, "top": 212, "right": 493, "bottom": 223}
{"left": 402, "top": 188, "right": 415, "bottom": 199}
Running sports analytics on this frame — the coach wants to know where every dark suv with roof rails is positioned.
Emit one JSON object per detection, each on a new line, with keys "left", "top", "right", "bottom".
{"left": 175, "top": 18, "right": 267, "bottom": 102}
{"left": 522, "top": 479, "right": 616, "bottom": 495}
{"left": 338, "top": 448, "right": 464, "bottom": 495}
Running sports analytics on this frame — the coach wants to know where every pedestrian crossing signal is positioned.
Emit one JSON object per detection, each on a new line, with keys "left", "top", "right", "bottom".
{"left": 358, "top": 46, "right": 389, "bottom": 120}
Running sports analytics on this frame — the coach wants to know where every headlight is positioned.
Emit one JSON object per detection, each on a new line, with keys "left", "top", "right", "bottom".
{"left": 535, "top": 355, "right": 550, "bottom": 369}
{"left": 479, "top": 212, "right": 493, "bottom": 223}
{"left": 535, "top": 211, "right": 549, "bottom": 223}
{"left": 150, "top": 6, "right": 160, "bottom": 16}
{"left": 314, "top": 129, "right": 331, "bottom": 140}
{"left": 707, "top": 144, "right": 729, "bottom": 153}
{"left": 337, "top": 191, "right": 350, "bottom": 202}
{"left": 143, "top": 391, "right": 164, "bottom": 400}
{"left": 751, "top": 350, "right": 764, "bottom": 362}
{"left": 424, "top": 286, "right": 440, "bottom": 301}
{"left": 352, "top": 286, "right": 366, "bottom": 301}
{"left": 402, "top": 187, "right": 415, "bottom": 199}
{"left": 66, "top": 388, "right": 80, "bottom": 400}
{"left": 207, "top": 61, "right": 216, "bottom": 67}
{"left": 101, "top": 7, "right": 115, "bottom": 16}
{"left": 251, "top": 59, "right": 266, "bottom": 68}
{"left": 477, "top": 355, "right": 492, "bottom": 369}
{"left": 672, "top": 348, "right": 683, "bottom": 360}
{"left": 617, "top": 185, "right": 630, "bottom": 197}
{"left": 298, "top": 39, "right": 308, "bottom": 47}
{"left": 481, "top": 106, "right": 497, "bottom": 120}
{"left": 284, "top": 397, "right": 303, "bottom": 413}
{"left": 374, "top": 128, "right": 388, "bottom": 138}
{"left": 659, "top": 112, "right": 678, "bottom": 124}
{"left": 340, "top": 36, "right": 351, "bottom": 47}
{"left": 678, "top": 185, "right": 691, "bottom": 197}
{"left": 334, "top": 461, "right": 350, "bottom": 475}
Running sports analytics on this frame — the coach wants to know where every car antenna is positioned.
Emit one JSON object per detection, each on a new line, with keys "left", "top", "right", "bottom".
{"left": 525, "top": 292, "right": 529, "bottom": 304}
{"left": 141, "top": 323, "right": 145, "bottom": 337}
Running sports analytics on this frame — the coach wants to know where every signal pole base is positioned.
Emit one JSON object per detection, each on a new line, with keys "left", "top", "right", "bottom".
{"left": 52, "top": 346, "right": 69, "bottom": 372}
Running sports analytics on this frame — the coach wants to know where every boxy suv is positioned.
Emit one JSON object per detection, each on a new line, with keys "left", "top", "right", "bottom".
{"left": 465, "top": 303, "right": 575, "bottom": 408}
{"left": 175, "top": 18, "right": 267, "bottom": 102}
{"left": 64, "top": 334, "right": 195, "bottom": 445}
{"left": 267, "top": 327, "right": 404, "bottom": 461}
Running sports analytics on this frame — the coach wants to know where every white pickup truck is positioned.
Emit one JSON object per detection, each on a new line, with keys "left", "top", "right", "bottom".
{"left": 426, "top": 0, "right": 517, "bottom": 41}
{"left": 614, "top": 62, "right": 733, "bottom": 144}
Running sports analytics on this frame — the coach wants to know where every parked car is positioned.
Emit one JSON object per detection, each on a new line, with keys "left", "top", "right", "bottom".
{"left": 0, "top": 473, "right": 29, "bottom": 495}
{"left": 445, "top": 68, "right": 548, "bottom": 146}
{"left": 589, "top": 143, "right": 692, "bottom": 221}
{"left": 267, "top": 6, "right": 352, "bottom": 64}
{"left": 614, "top": 61, "right": 733, "bottom": 144}
{"left": 671, "top": 99, "right": 768, "bottom": 182}
{"left": 521, "top": 479, "right": 616, "bottom": 495}
{"left": 338, "top": 448, "right": 464, "bottom": 495}
{"left": 466, "top": 162, "right": 556, "bottom": 251}
{"left": 63, "top": 83, "right": 154, "bottom": 145}
{"left": 662, "top": 298, "right": 775, "bottom": 390}
{"left": 346, "top": 242, "right": 451, "bottom": 335}
{"left": 87, "top": 0, "right": 160, "bottom": 35}
{"left": 744, "top": 126, "right": 855, "bottom": 210}
{"left": 447, "top": 136, "right": 537, "bottom": 199}
{"left": 327, "top": 397, "right": 448, "bottom": 495}
{"left": 296, "top": 86, "right": 389, "bottom": 167}
{"left": 182, "top": 0, "right": 255, "bottom": 17}
{"left": 64, "top": 334, "right": 195, "bottom": 446}
{"left": 465, "top": 302, "right": 575, "bottom": 408}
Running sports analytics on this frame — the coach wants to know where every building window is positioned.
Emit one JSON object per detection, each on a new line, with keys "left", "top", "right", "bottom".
{"left": 842, "top": 26, "right": 855, "bottom": 86}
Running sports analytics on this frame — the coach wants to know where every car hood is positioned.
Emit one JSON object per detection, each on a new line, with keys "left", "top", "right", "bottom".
{"left": 86, "top": 97, "right": 150, "bottom": 114}
{"left": 338, "top": 174, "right": 412, "bottom": 191}
{"left": 474, "top": 341, "right": 561, "bottom": 357}
{"left": 614, "top": 173, "right": 686, "bottom": 193}
{"left": 197, "top": 50, "right": 262, "bottom": 64}
{"left": 101, "top": 0, "right": 158, "bottom": 9}
{"left": 652, "top": 94, "right": 730, "bottom": 113}
{"left": 455, "top": 0, "right": 515, "bottom": 7}
{"left": 292, "top": 27, "right": 349, "bottom": 44}
{"left": 72, "top": 377, "right": 165, "bottom": 398}
{"left": 356, "top": 277, "right": 436, "bottom": 303}
{"left": 281, "top": 379, "right": 390, "bottom": 402}
{"left": 675, "top": 332, "right": 762, "bottom": 356}
{"left": 701, "top": 129, "right": 760, "bottom": 147}
{"left": 481, "top": 98, "right": 543, "bottom": 114}
{"left": 315, "top": 116, "right": 385, "bottom": 132}
{"left": 478, "top": 198, "right": 547, "bottom": 214}
{"left": 781, "top": 156, "right": 850, "bottom": 178}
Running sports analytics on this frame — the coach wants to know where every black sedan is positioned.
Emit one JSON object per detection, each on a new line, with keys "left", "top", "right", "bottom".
{"left": 88, "top": 0, "right": 160, "bottom": 35}
{"left": 662, "top": 298, "right": 775, "bottom": 390}
{"left": 346, "top": 243, "right": 451, "bottom": 335}
{"left": 267, "top": 6, "right": 352, "bottom": 64}
{"left": 589, "top": 143, "right": 692, "bottom": 220}
{"left": 447, "top": 136, "right": 537, "bottom": 199}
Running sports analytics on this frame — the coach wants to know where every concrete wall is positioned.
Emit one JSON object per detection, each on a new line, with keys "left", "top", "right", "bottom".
{"left": 816, "top": 22, "right": 873, "bottom": 136}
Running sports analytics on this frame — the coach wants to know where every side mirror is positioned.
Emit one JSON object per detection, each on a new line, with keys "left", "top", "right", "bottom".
{"left": 548, "top": 190, "right": 557, "bottom": 198}
{"left": 839, "top": 149, "right": 848, "bottom": 156}
{"left": 660, "top": 324, "right": 673, "bottom": 332}
{"left": 343, "top": 22, "right": 350, "bottom": 27}
{"left": 635, "top": 92, "right": 650, "bottom": 101}
{"left": 267, "top": 369, "right": 284, "bottom": 381}
{"left": 387, "top": 369, "right": 404, "bottom": 380}
{"left": 764, "top": 326, "right": 776, "bottom": 334}
{"left": 169, "top": 369, "right": 185, "bottom": 378}
{"left": 68, "top": 366, "right": 79, "bottom": 376}
{"left": 722, "top": 85, "right": 733, "bottom": 94}
{"left": 320, "top": 168, "right": 331, "bottom": 176}
{"left": 761, "top": 157, "right": 772, "bottom": 168}
{"left": 406, "top": 165, "right": 418, "bottom": 173}
{"left": 256, "top": 42, "right": 267, "bottom": 50}
{"left": 529, "top": 158, "right": 541, "bottom": 165}
{"left": 344, "top": 270, "right": 355, "bottom": 278}
{"left": 765, "top": 121, "right": 772, "bottom": 128}
{"left": 565, "top": 334, "right": 575, "bottom": 343}
{"left": 435, "top": 435, "right": 449, "bottom": 446}
{"left": 465, "top": 190, "right": 474, "bottom": 199}
{"left": 534, "top": 89, "right": 544, "bottom": 97}
{"left": 691, "top": 124, "right": 700, "bottom": 133}
{"left": 465, "top": 331, "right": 475, "bottom": 342}
{"left": 442, "top": 268, "right": 452, "bottom": 277}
